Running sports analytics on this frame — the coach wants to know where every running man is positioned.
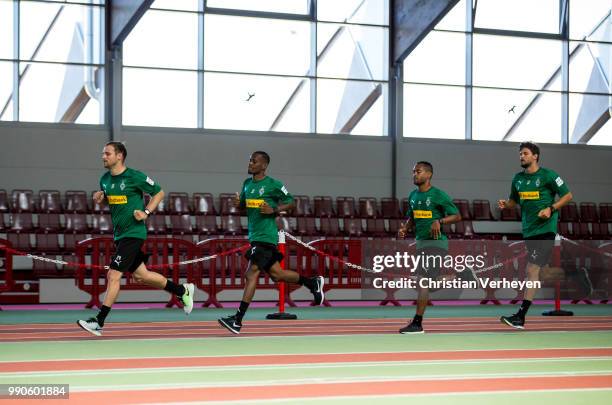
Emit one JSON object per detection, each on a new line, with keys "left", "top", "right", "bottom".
{"left": 218, "top": 151, "right": 324, "bottom": 334}
{"left": 397, "top": 162, "right": 462, "bottom": 334}
{"left": 77, "top": 142, "right": 194, "bottom": 336}
{"left": 499, "top": 141, "right": 573, "bottom": 329}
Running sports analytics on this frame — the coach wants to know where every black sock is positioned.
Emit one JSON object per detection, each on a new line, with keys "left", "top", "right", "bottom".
{"left": 96, "top": 305, "right": 111, "bottom": 327}
{"left": 299, "top": 275, "right": 315, "bottom": 289}
{"left": 164, "top": 280, "right": 185, "bottom": 296}
{"left": 412, "top": 314, "right": 423, "bottom": 325}
{"left": 235, "top": 301, "right": 249, "bottom": 324}
{"left": 517, "top": 300, "right": 532, "bottom": 318}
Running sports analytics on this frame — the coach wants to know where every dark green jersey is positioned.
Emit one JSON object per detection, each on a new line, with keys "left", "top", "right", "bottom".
{"left": 240, "top": 176, "right": 293, "bottom": 245}
{"left": 406, "top": 186, "right": 458, "bottom": 250}
{"left": 100, "top": 168, "right": 162, "bottom": 241}
{"left": 509, "top": 167, "right": 570, "bottom": 238}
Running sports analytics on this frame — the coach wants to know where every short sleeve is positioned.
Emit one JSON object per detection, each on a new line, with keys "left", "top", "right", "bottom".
{"left": 509, "top": 176, "right": 519, "bottom": 203}
{"left": 405, "top": 192, "right": 414, "bottom": 219}
{"left": 438, "top": 190, "right": 459, "bottom": 216}
{"left": 133, "top": 170, "right": 162, "bottom": 196}
{"left": 547, "top": 169, "right": 570, "bottom": 197}
{"left": 275, "top": 180, "right": 293, "bottom": 204}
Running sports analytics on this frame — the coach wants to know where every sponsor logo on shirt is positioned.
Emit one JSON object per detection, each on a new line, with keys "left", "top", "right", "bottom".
{"left": 281, "top": 185, "right": 289, "bottom": 195}
{"left": 108, "top": 195, "right": 128, "bottom": 204}
{"left": 146, "top": 177, "right": 155, "bottom": 186}
{"left": 519, "top": 191, "right": 540, "bottom": 200}
{"left": 246, "top": 199, "right": 265, "bottom": 208}
{"left": 413, "top": 210, "right": 433, "bottom": 219}
{"left": 555, "top": 177, "right": 564, "bottom": 187}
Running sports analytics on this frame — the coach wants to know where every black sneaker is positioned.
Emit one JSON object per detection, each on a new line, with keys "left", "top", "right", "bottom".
{"left": 500, "top": 313, "right": 525, "bottom": 329}
{"left": 309, "top": 276, "right": 325, "bottom": 306}
{"left": 399, "top": 321, "right": 424, "bottom": 334}
{"left": 218, "top": 315, "right": 242, "bottom": 334}
{"left": 77, "top": 317, "right": 103, "bottom": 336}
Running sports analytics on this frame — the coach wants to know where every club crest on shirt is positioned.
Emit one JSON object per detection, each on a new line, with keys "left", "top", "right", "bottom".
{"left": 535, "top": 178, "right": 541, "bottom": 187}
{"left": 259, "top": 186, "right": 265, "bottom": 196}
{"left": 120, "top": 181, "right": 126, "bottom": 191}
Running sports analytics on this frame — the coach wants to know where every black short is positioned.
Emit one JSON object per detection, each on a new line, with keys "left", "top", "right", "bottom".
{"left": 244, "top": 241, "right": 284, "bottom": 272}
{"left": 525, "top": 232, "right": 556, "bottom": 267}
{"left": 109, "top": 238, "right": 149, "bottom": 273}
{"left": 415, "top": 247, "right": 447, "bottom": 280}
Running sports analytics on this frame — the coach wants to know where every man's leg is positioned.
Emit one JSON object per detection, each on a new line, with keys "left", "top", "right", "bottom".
{"left": 131, "top": 263, "right": 194, "bottom": 313}
{"left": 399, "top": 286, "right": 427, "bottom": 334}
{"left": 501, "top": 262, "right": 540, "bottom": 329}
{"left": 268, "top": 262, "right": 324, "bottom": 305}
{"left": 76, "top": 268, "right": 122, "bottom": 336}
{"left": 218, "top": 264, "right": 260, "bottom": 334}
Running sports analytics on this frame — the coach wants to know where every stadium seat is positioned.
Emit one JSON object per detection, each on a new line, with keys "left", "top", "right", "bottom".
{"left": 293, "top": 195, "right": 312, "bottom": 217}
{"left": 195, "top": 215, "right": 218, "bottom": 235}
{"left": 365, "top": 218, "right": 386, "bottom": 237}
{"left": 169, "top": 214, "right": 193, "bottom": 235}
{"left": 0, "top": 189, "right": 8, "bottom": 213}
{"left": 381, "top": 197, "right": 401, "bottom": 219}
{"left": 38, "top": 213, "right": 62, "bottom": 232}
{"left": 599, "top": 203, "right": 612, "bottom": 223}
{"left": 64, "top": 191, "right": 88, "bottom": 213}
{"left": 296, "top": 217, "right": 317, "bottom": 236}
{"left": 219, "top": 193, "right": 240, "bottom": 215}
{"left": 320, "top": 217, "right": 341, "bottom": 236}
{"left": 500, "top": 206, "right": 520, "bottom": 221}
{"left": 336, "top": 197, "right": 357, "bottom": 218}
{"left": 193, "top": 193, "right": 215, "bottom": 215}
{"left": 91, "top": 214, "right": 112, "bottom": 234}
{"left": 472, "top": 200, "right": 494, "bottom": 220}
{"left": 452, "top": 199, "right": 471, "bottom": 220}
{"left": 168, "top": 192, "right": 190, "bottom": 214}
{"left": 220, "top": 215, "right": 243, "bottom": 235}
{"left": 39, "top": 190, "right": 62, "bottom": 213}
{"left": 579, "top": 202, "right": 598, "bottom": 223}
{"left": 358, "top": 197, "right": 379, "bottom": 218}
{"left": 343, "top": 218, "right": 363, "bottom": 237}
{"left": 276, "top": 216, "right": 294, "bottom": 233}
{"left": 11, "top": 189, "right": 35, "bottom": 212}
{"left": 560, "top": 202, "right": 579, "bottom": 222}
{"left": 314, "top": 196, "right": 334, "bottom": 217}
{"left": 91, "top": 191, "right": 110, "bottom": 213}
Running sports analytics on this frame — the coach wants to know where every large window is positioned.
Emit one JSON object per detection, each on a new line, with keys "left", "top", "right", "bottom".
{"left": 402, "top": 0, "right": 612, "bottom": 145}
{"left": 1, "top": 0, "right": 105, "bottom": 124}
{"left": 122, "top": 0, "right": 389, "bottom": 135}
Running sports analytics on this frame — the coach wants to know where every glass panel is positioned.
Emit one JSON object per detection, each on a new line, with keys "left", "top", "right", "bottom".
{"left": 473, "top": 34, "right": 561, "bottom": 91}
{"left": 570, "top": 41, "right": 612, "bottom": 94}
{"left": 569, "top": 93, "right": 612, "bottom": 145}
{"left": 204, "top": 15, "right": 310, "bottom": 75}
{"left": 123, "top": 10, "right": 198, "bottom": 69}
{"left": 207, "top": 0, "right": 309, "bottom": 14}
{"left": 403, "top": 84, "right": 465, "bottom": 139}
{"left": 317, "top": 0, "right": 389, "bottom": 26}
{"left": 434, "top": 0, "right": 467, "bottom": 32}
{"left": 317, "top": 78, "right": 386, "bottom": 135}
{"left": 20, "top": 2, "right": 103, "bottom": 64}
{"left": 0, "top": 0, "right": 13, "bottom": 59}
{"left": 570, "top": 0, "right": 611, "bottom": 40}
{"left": 404, "top": 31, "right": 466, "bottom": 86}
{"left": 473, "top": 87, "right": 562, "bottom": 143}
{"left": 123, "top": 68, "right": 197, "bottom": 127}
{"left": 475, "top": 0, "right": 559, "bottom": 33}
{"left": 204, "top": 72, "right": 310, "bottom": 132}
{"left": 317, "top": 22, "right": 388, "bottom": 81}
{"left": 0, "top": 61, "right": 13, "bottom": 121}
{"left": 151, "top": 0, "right": 200, "bottom": 12}
{"left": 19, "top": 62, "right": 103, "bottom": 124}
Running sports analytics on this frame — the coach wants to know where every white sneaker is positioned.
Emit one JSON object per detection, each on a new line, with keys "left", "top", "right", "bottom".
{"left": 77, "top": 318, "right": 103, "bottom": 336}
{"left": 181, "top": 283, "right": 195, "bottom": 315}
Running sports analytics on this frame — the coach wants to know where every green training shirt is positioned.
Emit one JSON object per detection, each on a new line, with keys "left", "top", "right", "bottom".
{"left": 240, "top": 176, "right": 293, "bottom": 245}
{"left": 509, "top": 167, "right": 570, "bottom": 239}
{"left": 406, "top": 186, "right": 459, "bottom": 250}
{"left": 100, "top": 168, "right": 162, "bottom": 241}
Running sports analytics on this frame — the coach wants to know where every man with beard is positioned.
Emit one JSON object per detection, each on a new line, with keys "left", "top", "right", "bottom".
{"left": 498, "top": 142, "right": 573, "bottom": 329}
{"left": 397, "top": 161, "right": 462, "bottom": 334}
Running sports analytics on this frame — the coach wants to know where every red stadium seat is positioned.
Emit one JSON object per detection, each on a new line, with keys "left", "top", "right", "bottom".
{"left": 343, "top": 218, "right": 363, "bottom": 237}
{"left": 170, "top": 214, "right": 193, "bottom": 235}
{"left": 365, "top": 218, "right": 386, "bottom": 237}
{"left": 452, "top": 199, "right": 471, "bottom": 220}
{"left": 336, "top": 196, "right": 357, "bottom": 218}
{"left": 220, "top": 215, "right": 243, "bottom": 235}
{"left": 296, "top": 217, "right": 317, "bottom": 236}
{"left": 579, "top": 202, "right": 598, "bottom": 223}
{"left": 320, "top": 217, "right": 341, "bottom": 236}
{"left": 560, "top": 202, "right": 579, "bottom": 222}
{"left": 11, "top": 189, "right": 35, "bottom": 212}
{"left": 358, "top": 197, "right": 379, "bottom": 218}
{"left": 599, "top": 203, "right": 612, "bottom": 223}
{"left": 276, "top": 216, "right": 294, "bottom": 233}
{"left": 9, "top": 213, "right": 35, "bottom": 232}
{"left": 35, "top": 233, "right": 62, "bottom": 254}
{"left": 500, "top": 206, "right": 520, "bottom": 221}
{"left": 195, "top": 215, "right": 218, "bottom": 235}
{"left": 91, "top": 191, "right": 110, "bottom": 213}
{"left": 38, "top": 213, "right": 62, "bottom": 232}
{"left": 314, "top": 196, "right": 334, "bottom": 217}
{"left": 0, "top": 189, "right": 9, "bottom": 213}
{"left": 193, "top": 193, "right": 215, "bottom": 215}
{"left": 220, "top": 193, "right": 240, "bottom": 215}
{"left": 65, "top": 191, "right": 89, "bottom": 213}
{"left": 91, "top": 214, "right": 112, "bottom": 234}
{"left": 39, "top": 190, "right": 62, "bottom": 213}
{"left": 293, "top": 195, "right": 312, "bottom": 217}
{"left": 472, "top": 200, "right": 494, "bottom": 220}
{"left": 381, "top": 198, "right": 401, "bottom": 219}
{"left": 168, "top": 192, "right": 190, "bottom": 214}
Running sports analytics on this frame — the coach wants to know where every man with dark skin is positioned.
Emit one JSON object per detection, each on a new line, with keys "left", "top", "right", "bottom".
{"left": 499, "top": 142, "right": 573, "bottom": 329}
{"left": 218, "top": 151, "right": 324, "bottom": 334}
{"left": 397, "top": 162, "right": 462, "bottom": 333}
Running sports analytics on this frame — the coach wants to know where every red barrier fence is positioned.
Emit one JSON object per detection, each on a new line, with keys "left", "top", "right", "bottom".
{"left": 0, "top": 238, "right": 14, "bottom": 310}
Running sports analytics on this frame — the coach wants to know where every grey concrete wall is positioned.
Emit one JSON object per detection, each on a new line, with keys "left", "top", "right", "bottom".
{"left": 1, "top": 122, "right": 610, "bottom": 204}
